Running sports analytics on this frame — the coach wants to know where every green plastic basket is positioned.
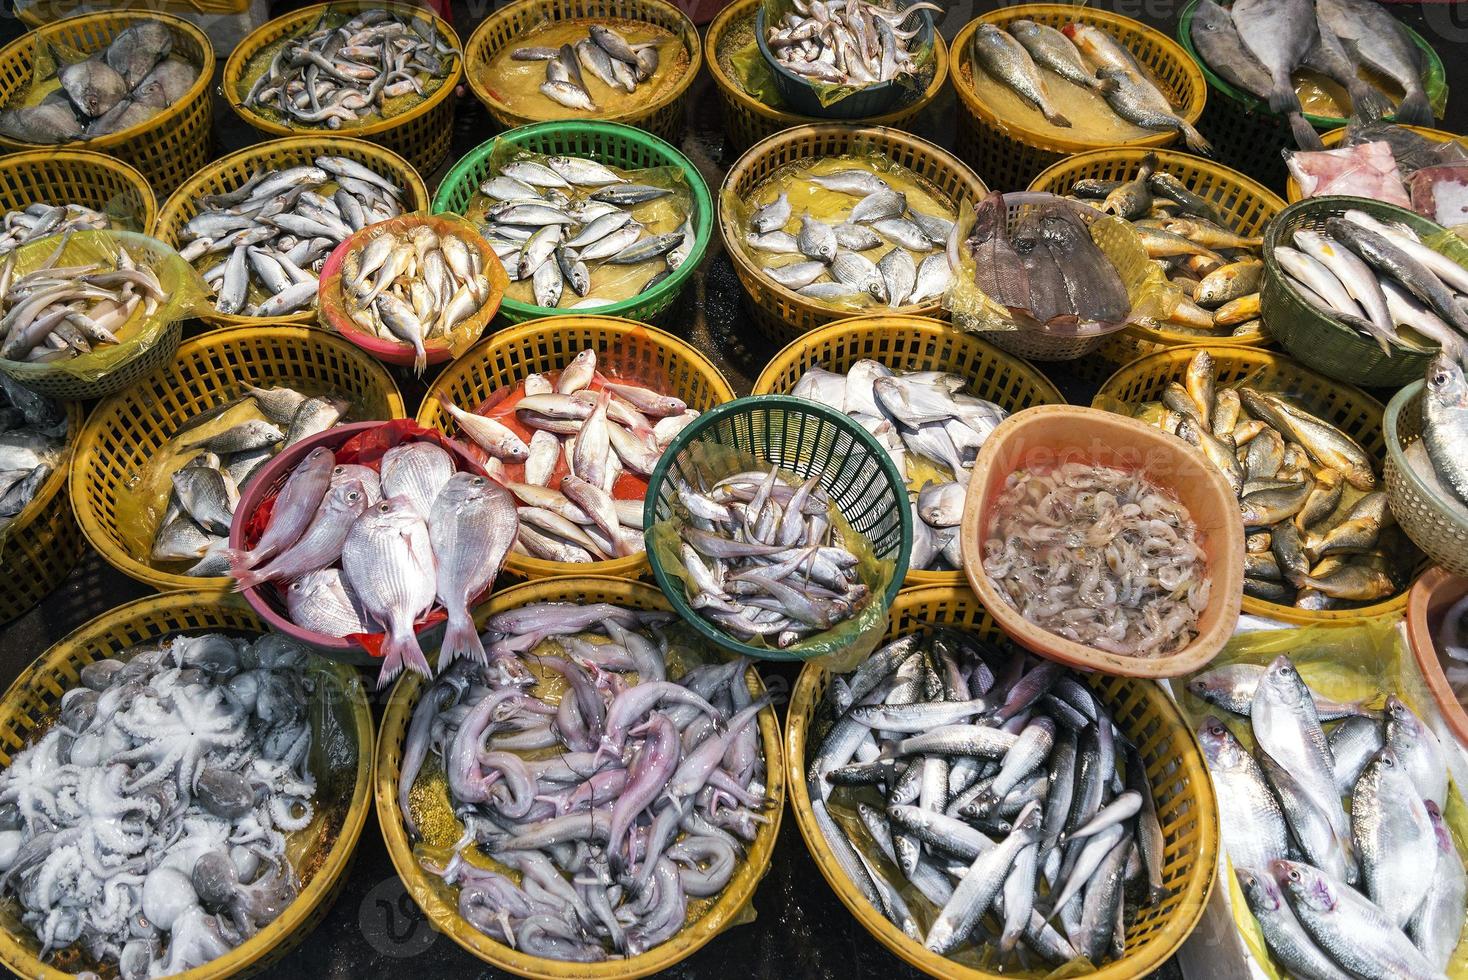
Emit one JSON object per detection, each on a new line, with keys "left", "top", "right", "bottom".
{"left": 1176, "top": 0, "right": 1448, "bottom": 189}
{"left": 643, "top": 396, "right": 913, "bottom": 661}
{"left": 432, "top": 120, "right": 712, "bottom": 325}
{"left": 1384, "top": 380, "right": 1468, "bottom": 577}
{"left": 1262, "top": 196, "right": 1464, "bottom": 388}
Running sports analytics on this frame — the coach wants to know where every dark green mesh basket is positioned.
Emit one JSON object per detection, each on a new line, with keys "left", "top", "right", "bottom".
{"left": 644, "top": 396, "right": 912, "bottom": 661}
{"left": 1261, "top": 195, "right": 1460, "bottom": 388}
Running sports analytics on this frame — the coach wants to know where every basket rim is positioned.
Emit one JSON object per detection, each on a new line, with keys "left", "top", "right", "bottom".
{"left": 154, "top": 134, "right": 432, "bottom": 328}
{"left": 0, "top": 400, "right": 81, "bottom": 563}
{"left": 373, "top": 574, "right": 787, "bottom": 980}
{"left": 706, "top": 0, "right": 950, "bottom": 126}
{"left": 1175, "top": 0, "right": 1447, "bottom": 128}
{"left": 718, "top": 123, "right": 987, "bottom": 323}
{"left": 0, "top": 147, "right": 158, "bottom": 236}
{"left": 222, "top": 0, "right": 464, "bottom": 140}
{"left": 951, "top": 5, "right": 1207, "bottom": 155}
{"left": 415, "top": 313, "right": 737, "bottom": 580}
{"left": 642, "top": 393, "right": 914, "bottom": 661}
{"left": 68, "top": 323, "right": 408, "bottom": 593}
{"left": 0, "top": 589, "right": 375, "bottom": 980}
{"left": 1384, "top": 379, "right": 1468, "bottom": 536}
{"left": 1091, "top": 342, "right": 1416, "bottom": 625}
{"left": 0, "top": 10, "right": 216, "bottom": 154}
{"left": 784, "top": 582, "right": 1220, "bottom": 980}
{"left": 434, "top": 120, "right": 713, "bottom": 321}
{"left": 1284, "top": 124, "right": 1461, "bottom": 204}
{"left": 1405, "top": 567, "right": 1468, "bottom": 746}
{"left": 462, "top": 0, "right": 703, "bottom": 130}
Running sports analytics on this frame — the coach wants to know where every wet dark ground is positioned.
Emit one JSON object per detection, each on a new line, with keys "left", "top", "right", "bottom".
{"left": 2, "top": 0, "right": 1466, "bottom": 976}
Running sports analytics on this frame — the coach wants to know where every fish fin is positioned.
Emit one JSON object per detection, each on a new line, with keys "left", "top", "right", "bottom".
{"left": 440, "top": 605, "right": 487, "bottom": 665}
{"left": 1180, "top": 120, "right": 1213, "bottom": 157}
{"left": 1392, "top": 88, "right": 1435, "bottom": 127}
{"left": 1287, "top": 113, "right": 1324, "bottom": 152}
{"left": 226, "top": 552, "right": 269, "bottom": 591}
{"left": 1043, "top": 107, "right": 1072, "bottom": 128}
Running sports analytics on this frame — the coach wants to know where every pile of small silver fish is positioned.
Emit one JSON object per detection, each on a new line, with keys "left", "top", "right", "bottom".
{"left": 230, "top": 438, "right": 517, "bottom": 687}
{"left": 1273, "top": 209, "right": 1468, "bottom": 358}
{"left": 667, "top": 462, "right": 870, "bottom": 647}
{"left": 475, "top": 154, "right": 693, "bottom": 310}
{"left": 242, "top": 9, "right": 457, "bottom": 128}
{"left": 970, "top": 20, "right": 1211, "bottom": 152}
{"left": 1420, "top": 352, "right": 1468, "bottom": 509}
{"left": 789, "top": 360, "right": 1008, "bottom": 571}
{"left": 983, "top": 462, "right": 1209, "bottom": 658}
{"left": 0, "top": 632, "right": 317, "bottom": 976}
{"left": 150, "top": 386, "right": 349, "bottom": 578}
{"left": 762, "top": 0, "right": 939, "bottom": 86}
{"left": 808, "top": 627, "right": 1166, "bottom": 967}
{"left": 512, "top": 26, "right": 662, "bottom": 111}
{"left": 339, "top": 223, "right": 490, "bottom": 374}
{"left": 1189, "top": 0, "right": 1431, "bottom": 152}
{"left": 1062, "top": 153, "right": 1267, "bottom": 337}
{"left": 441, "top": 347, "right": 696, "bottom": 563}
{"left": 744, "top": 165, "right": 953, "bottom": 308}
{"left": 179, "top": 156, "right": 407, "bottom": 320}
{"left": 0, "top": 22, "right": 196, "bottom": 144}
{"left": 0, "top": 204, "right": 111, "bottom": 254}
{"left": 0, "top": 236, "right": 161, "bottom": 363}
{"left": 0, "top": 375, "right": 66, "bottom": 529}
{"left": 1152, "top": 349, "right": 1404, "bottom": 610}
{"left": 1193, "top": 655, "right": 1463, "bottom": 978}
{"left": 967, "top": 192, "right": 1132, "bottom": 328}
{"left": 399, "top": 602, "right": 772, "bottom": 962}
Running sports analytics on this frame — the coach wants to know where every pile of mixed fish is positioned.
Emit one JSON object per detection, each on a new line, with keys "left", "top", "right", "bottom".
{"left": 0, "top": 237, "right": 162, "bottom": 363}
{"left": 1189, "top": 0, "right": 1431, "bottom": 152}
{"left": 0, "top": 204, "right": 111, "bottom": 254}
{"left": 148, "top": 386, "right": 348, "bottom": 578}
{"left": 337, "top": 222, "right": 491, "bottom": 374}
{"left": 179, "top": 156, "right": 408, "bottom": 320}
{"left": 1274, "top": 208, "right": 1468, "bottom": 358}
{"left": 1144, "top": 349, "right": 1405, "bottom": 610}
{"left": 762, "top": 0, "right": 936, "bottom": 87}
{"left": 742, "top": 160, "right": 953, "bottom": 309}
{"left": 664, "top": 462, "right": 871, "bottom": 647}
{"left": 242, "top": 8, "right": 458, "bottom": 129}
{"left": 511, "top": 25, "right": 663, "bottom": 111}
{"left": 966, "top": 192, "right": 1132, "bottom": 330}
{"left": 439, "top": 347, "right": 696, "bottom": 564}
{"left": 969, "top": 19, "right": 1209, "bottom": 152}
{"left": 399, "top": 602, "right": 773, "bottom": 962}
{"left": 0, "top": 21, "right": 196, "bottom": 144}
{"left": 983, "top": 462, "right": 1209, "bottom": 658}
{"left": 1192, "top": 655, "right": 1463, "bottom": 978}
{"left": 0, "top": 632, "right": 319, "bottom": 976}
{"left": 1062, "top": 153, "right": 1266, "bottom": 337}
{"left": 808, "top": 627, "right": 1167, "bottom": 968}
{"left": 1288, "top": 122, "right": 1468, "bottom": 226}
{"left": 230, "top": 436, "right": 517, "bottom": 687}
{"left": 471, "top": 154, "right": 693, "bottom": 311}
{"left": 1415, "top": 352, "right": 1468, "bottom": 515}
{"left": 0, "top": 376, "right": 67, "bottom": 529}
{"left": 789, "top": 360, "right": 1008, "bottom": 572}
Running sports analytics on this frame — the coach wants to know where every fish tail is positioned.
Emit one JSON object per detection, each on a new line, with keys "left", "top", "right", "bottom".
{"left": 226, "top": 552, "right": 270, "bottom": 591}
{"left": 1179, "top": 120, "right": 1213, "bottom": 157}
{"left": 1287, "top": 113, "right": 1323, "bottom": 152}
{"left": 1043, "top": 106, "right": 1072, "bottom": 128}
{"left": 439, "top": 604, "right": 487, "bottom": 665}
{"left": 1393, "top": 88, "right": 1434, "bottom": 127}
{"left": 1348, "top": 83, "right": 1393, "bottom": 123}
{"left": 413, "top": 341, "right": 427, "bottom": 377}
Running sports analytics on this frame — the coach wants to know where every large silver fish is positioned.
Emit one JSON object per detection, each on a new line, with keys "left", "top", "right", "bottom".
{"left": 342, "top": 495, "right": 438, "bottom": 686}
{"left": 429, "top": 473, "right": 518, "bottom": 665}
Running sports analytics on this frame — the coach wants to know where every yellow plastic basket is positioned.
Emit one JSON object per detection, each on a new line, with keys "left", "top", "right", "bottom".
{"left": 1285, "top": 124, "right": 1462, "bottom": 204}
{"left": 0, "top": 400, "right": 83, "bottom": 625}
{"left": 223, "top": 2, "right": 463, "bottom": 178}
{"left": 786, "top": 583, "right": 1218, "bottom": 980}
{"left": 155, "top": 136, "right": 431, "bottom": 329}
{"left": 751, "top": 313, "right": 1065, "bottom": 587}
{"left": 417, "top": 315, "right": 735, "bottom": 581}
{"left": 0, "top": 11, "right": 215, "bottom": 197}
{"left": 706, "top": 0, "right": 950, "bottom": 157}
{"left": 720, "top": 124, "right": 988, "bottom": 347}
{"left": 464, "top": 0, "right": 701, "bottom": 145}
{"left": 1028, "top": 147, "right": 1283, "bottom": 377}
{"left": 952, "top": 5, "right": 1207, "bottom": 191}
{"left": 0, "top": 148, "right": 155, "bottom": 235}
{"left": 0, "top": 589, "right": 374, "bottom": 980}
{"left": 1093, "top": 344, "right": 1418, "bottom": 624}
{"left": 376, "top": 575, "right": 785, "bottom": 980}
{"left": 71, "top": 324, "right": 405, "bottom": 593}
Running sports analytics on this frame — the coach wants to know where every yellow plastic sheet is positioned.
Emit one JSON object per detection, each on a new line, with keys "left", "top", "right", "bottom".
{"left": 1176, "top": 615, "right": 1468, "bottom": 980}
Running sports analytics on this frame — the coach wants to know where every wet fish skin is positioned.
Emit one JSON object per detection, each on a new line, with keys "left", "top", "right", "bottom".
{"left": 1352, "top": 747, "right": 1435, "bottom": 927}
{"left": 1094, "top": 68, "right": 1213, "bottom": 155}
{"left": 969, "top": 24, "right": 1070, "bottom": 127}
{"left": 342, "top": 495, "right": 438, "bottom": 686}
{"left": 230, "top": 445, "right": 333, "bottom": 570}
{"left": 286, "top": 567, "right": 371, "bottom": 636}
{"left": 1317, "top": 0, "right": 1434, "bottom": 127}
{"left": 1009, "top": 19, "right": 1101, "bottom": 91}
{"left": 1421, "top": 353, "right": 1468, "bottom": 507}
{"left": 430, "top": 473, "right": 518, "bottom": 664}
{"left": 1383, "top": 695, "right": 1447, "bottom": 809}
{"left": 1235, "top": 867, "right": 1354, "bottom": 980}
{"left": 1197, "top": 715, "right": 1291, "bottom": 875}
{"left": 1409, "top": 801, "right": 1467, "bottom": 973}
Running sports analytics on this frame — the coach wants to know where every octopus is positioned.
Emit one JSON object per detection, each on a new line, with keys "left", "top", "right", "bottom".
{"left": 0, "top": 632, "right": 319, "bottom": 977}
